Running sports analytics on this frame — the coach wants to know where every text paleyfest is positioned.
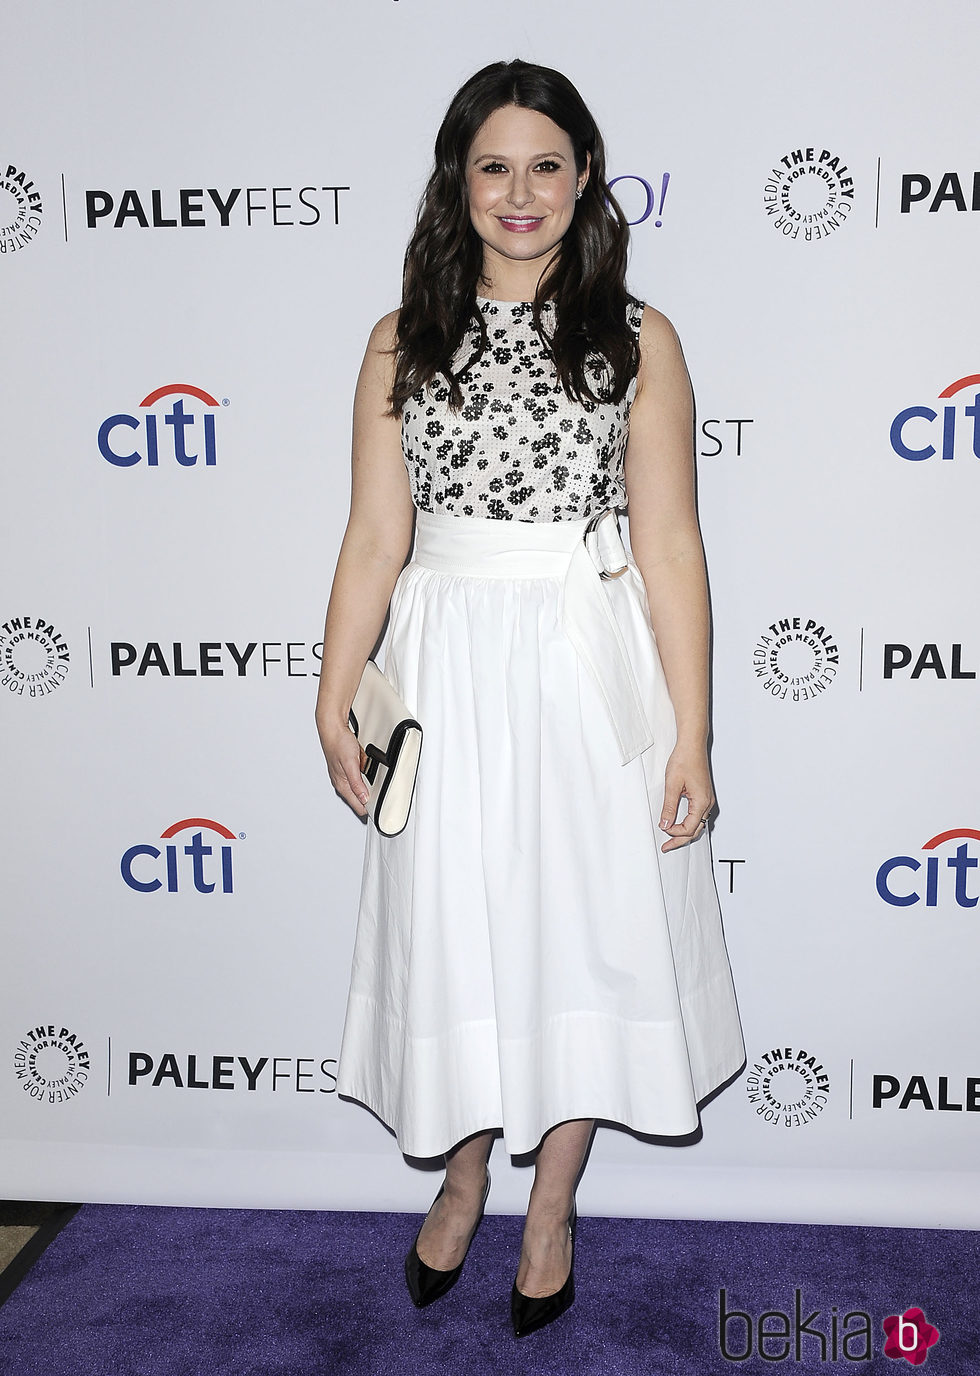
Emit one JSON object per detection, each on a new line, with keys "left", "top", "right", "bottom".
{"left": 127, "top": 1053, "right": 338, "bottom": 1093}
{"left": 109, "top": 641, "right": 322, "bottom": 677}
{"left": 84, "top": 184, "right": 349, "bottom": 230}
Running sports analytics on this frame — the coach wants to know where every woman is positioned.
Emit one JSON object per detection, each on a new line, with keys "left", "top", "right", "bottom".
{"left": 316, "top": 59, "right": 744, "bottom": 1337}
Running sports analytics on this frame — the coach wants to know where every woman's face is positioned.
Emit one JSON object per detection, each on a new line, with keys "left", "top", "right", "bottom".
{"left": 465, "top": 104, "right": 587, "bottom": 277}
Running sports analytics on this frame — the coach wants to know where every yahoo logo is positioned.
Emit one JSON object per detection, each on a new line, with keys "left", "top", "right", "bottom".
{"left": 608, "top": 174, "right": 670, "bottom": 227}
{"left": 99, "top": 383, "right": 222, "bottom": 467}
{"left": 890, "top": 374, "right": 980, "bottom": 461}
{"left": 121, "top": 817, "right": 238, "bottom": 894}
{"left": 876, "top": 828, "right": 979, "bottom": 909}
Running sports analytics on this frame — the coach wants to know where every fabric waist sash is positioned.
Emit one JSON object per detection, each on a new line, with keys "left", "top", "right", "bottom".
{"left": 411, "top": 508, "right": 655, "bottom": 764}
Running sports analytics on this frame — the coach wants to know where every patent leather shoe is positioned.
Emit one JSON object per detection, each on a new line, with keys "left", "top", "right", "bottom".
{"left": 510, "top": 1199, "right": 576, "bottom": 1337}
{"left": 404, "top": 1167, "right": 491, "bottom": 1307}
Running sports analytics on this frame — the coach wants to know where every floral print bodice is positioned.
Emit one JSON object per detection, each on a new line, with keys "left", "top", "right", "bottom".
{"left": 401, "top": 295, "right": 645, "bottom": 522}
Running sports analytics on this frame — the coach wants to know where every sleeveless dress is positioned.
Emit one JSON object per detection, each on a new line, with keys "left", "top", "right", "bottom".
{"left": 334, "top": 295, "right": 744, "bottom": 1158}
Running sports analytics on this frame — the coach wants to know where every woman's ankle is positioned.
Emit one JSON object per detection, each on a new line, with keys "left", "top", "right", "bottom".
{"left": 443, "top": 1164, "right": 488, "bottom": 1205}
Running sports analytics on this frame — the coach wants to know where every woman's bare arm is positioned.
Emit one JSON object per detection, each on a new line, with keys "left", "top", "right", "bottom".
{"left": 624, "top": 306, "right": 714, "bottom": 852}
{"left": 315, "top": 311, "right": 415, "bottom": 817}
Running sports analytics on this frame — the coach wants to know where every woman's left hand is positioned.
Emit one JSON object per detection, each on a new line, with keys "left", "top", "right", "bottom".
{"left": 659, "top": 745, "right": 715, "bottom": 853}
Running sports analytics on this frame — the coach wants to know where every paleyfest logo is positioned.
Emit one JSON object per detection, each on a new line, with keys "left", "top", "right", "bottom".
{"left": 108, "top": 638, "right": 322, "bottom": 678}
{"left": 764, "top": 147, "right": 854, "bottom": 240}
{"left": 882, "top": 641, "right": 976, "bottom": 681}
{"left": 99, "top": 383, "right": 224, "bottom": 468}
{"left": 873, "top": 1071, "right": 980, "bottom": 1114}
{"left": 901, "top": 169, "right": 980, "bottom": 215}
{"left": 83, "top": 183, "right": 350, "bottom": 230}
{"left": 13, "top": 1025, "right": 90, "bottom": 1104}
{"left": 753, "top": 616, "right": 839, "bottom": 702}
{"left": 126, "top": 1050, "right": 339, "bottom": 1094}
{"left": 0, "top": 615, "right": 70, "bottom": 698}
{"left": 0, "top": 162, "right": 43, "bottom": 254}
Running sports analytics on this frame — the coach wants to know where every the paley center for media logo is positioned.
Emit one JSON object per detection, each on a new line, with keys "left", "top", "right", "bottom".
{"left": 13, "top": 1025, "right": 90, "bottom": 1104}
{"left": 745, "top": 1046, "right": 830, "bottom": 1128}
{"left": 1, "top": 162, "right": 43, "bottom": 254}
{"left": 763, "top": 147, "right": 854, "bottom": 241}
{"left": 753, "top": 616, "right": 839, "bottom": 703}
{"left": 1, "top": 615, "right": 70, "bottom": 698}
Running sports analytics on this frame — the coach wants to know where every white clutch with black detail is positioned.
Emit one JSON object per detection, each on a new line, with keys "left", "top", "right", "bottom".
{"left": 348, "top": 660, "right": 422, "bottom": 838}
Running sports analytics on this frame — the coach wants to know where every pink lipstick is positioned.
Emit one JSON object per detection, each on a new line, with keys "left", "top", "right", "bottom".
{"left": 498, "top": 216, "right": 544, "bottom": 233}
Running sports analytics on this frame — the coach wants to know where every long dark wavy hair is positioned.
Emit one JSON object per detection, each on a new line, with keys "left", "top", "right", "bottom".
{"left": 389, "top": 59, "right": 639, "bottom": 414}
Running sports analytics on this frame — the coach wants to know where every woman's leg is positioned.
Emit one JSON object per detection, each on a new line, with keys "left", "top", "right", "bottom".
{"left": 414, "top": 1128, "right": 495, "bottom": 1269}
{"left": 516, "top": 1118, "right": 594, "bottom": 1296}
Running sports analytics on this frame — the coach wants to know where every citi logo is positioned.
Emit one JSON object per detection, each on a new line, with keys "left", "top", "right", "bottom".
{"left": 876, "top": 828, "right": 979, "bottom": 909}
{"left": 890, "top": 374, "right": 980, "bottom": 461}
{"left": 121, "top": 817, "right": 238, "bottom": 894}
{"left": 98, "top": 383, "right": 223, "bottom": 467}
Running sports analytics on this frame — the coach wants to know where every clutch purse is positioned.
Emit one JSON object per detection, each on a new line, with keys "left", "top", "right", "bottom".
{"left": 348, "top": 660, "right": 422, "bottom": 837}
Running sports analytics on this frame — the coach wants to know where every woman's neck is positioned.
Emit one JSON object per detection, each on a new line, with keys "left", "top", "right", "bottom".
{"left": 478, "top": 250, "right": 559, "bottom": 305}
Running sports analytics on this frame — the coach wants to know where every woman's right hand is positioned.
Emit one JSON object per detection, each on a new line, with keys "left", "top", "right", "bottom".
{"left": 313, "top": 312, "right": 413, "bottom": 823}
{"left": 319, "top": 718, "right": 371, "bottom": 819}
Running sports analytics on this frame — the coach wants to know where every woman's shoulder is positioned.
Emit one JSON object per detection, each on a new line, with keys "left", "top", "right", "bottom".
{"left": 366, "top": 308, "right": 400, "bottom": 353}
{"left": 626, "top": 292, "right": 646, "bottom": 335}
{"left": 623, "top": 299, "right": 684, "bottom": 399}
{"left": 353, "top": 310, "right": 401, "bottom": 410}
{"left": 627, "top": 299, "right": 683, "bottom": 358}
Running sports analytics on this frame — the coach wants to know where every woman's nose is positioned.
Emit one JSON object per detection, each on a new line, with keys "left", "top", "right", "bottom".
{"left": 507, "top": 174, "right": 533, "bottom": 208}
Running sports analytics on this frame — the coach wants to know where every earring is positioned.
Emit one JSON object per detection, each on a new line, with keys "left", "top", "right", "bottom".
{"left": 575, "top": 187, "right": 583, "bottom": 200}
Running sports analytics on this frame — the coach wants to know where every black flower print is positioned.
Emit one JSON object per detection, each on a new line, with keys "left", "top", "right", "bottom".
{"left": 399, "top": 297, "right": 644, "bottom": 522}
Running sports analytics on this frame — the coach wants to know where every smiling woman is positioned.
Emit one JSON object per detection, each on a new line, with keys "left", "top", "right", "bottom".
{"left": 465, "top": 106, "right": 586, "bottom": 268}
{"left": 315, "top": 58, "right": 744, "bottom": 1340}
{"left": 389, "top": 60, "right": 639, "bottom": 414}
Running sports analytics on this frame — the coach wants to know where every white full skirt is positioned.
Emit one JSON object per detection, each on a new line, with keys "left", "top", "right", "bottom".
{"left": 335, "top": 511, "right": 744, "bottom": 1158}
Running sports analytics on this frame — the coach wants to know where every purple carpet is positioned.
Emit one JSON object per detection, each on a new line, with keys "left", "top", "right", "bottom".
{"left": 0, "top": 1203, "right": 974, "bottom": 1373}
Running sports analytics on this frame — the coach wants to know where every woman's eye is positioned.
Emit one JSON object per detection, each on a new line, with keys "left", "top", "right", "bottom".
{"left": 476, "top": 160, "right": 564, "bottom": 175}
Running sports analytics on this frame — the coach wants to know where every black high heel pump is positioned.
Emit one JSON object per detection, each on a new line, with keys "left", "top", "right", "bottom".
{"left": 404, "top": 1167, "right": 491, "bottom": 1307}
{"left": 510, "top": 1199, "right": 577, "bottom": 1337}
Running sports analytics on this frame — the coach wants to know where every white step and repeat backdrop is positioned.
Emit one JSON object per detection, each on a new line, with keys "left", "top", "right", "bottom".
{"left": 4, "top": 0, "right": 978, "bottom": 1227}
